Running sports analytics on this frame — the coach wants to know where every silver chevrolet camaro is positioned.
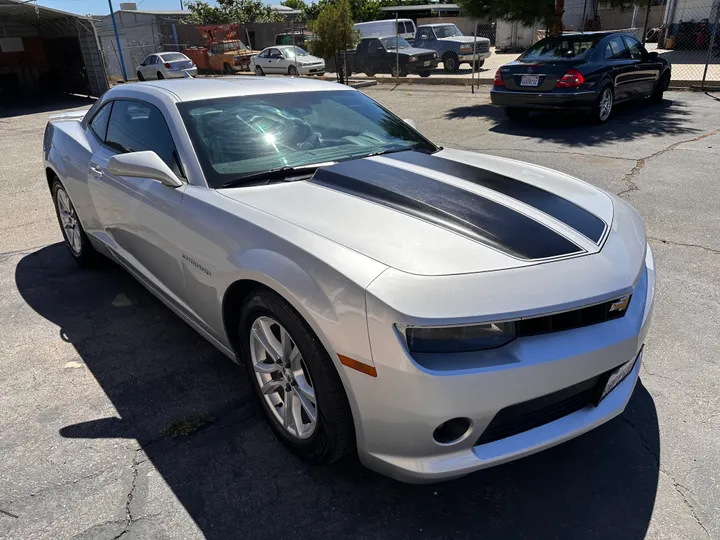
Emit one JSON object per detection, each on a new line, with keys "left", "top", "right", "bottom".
{"left": 43, "top": 78, "right": 655, "bottom": 483}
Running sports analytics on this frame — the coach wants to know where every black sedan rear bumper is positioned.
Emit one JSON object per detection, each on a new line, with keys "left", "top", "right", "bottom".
{"left": 490, "top": 89, "right": 598, "bottom": 111}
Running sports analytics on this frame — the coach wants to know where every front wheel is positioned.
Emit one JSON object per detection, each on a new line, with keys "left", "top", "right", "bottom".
{"left": 255, "top": 65, "right": 265, "bottom": 76}
{"left": 137, "top": 71, "right": 145, "bottom": 81}
{"left": 591, "top": 86, "right": 614, "bottom": 123}
{"left": 51, "top": 179, "right": 98, "bottom": 267}
{"left": 649, "top": 72, "right": 670, "bottom": 104}
{"left": 288, "top": 65, "right": 298, "bottom": 77}
{"left": 473, "top": 59, "right": 485, "bottom": 70}
{"left": 239, "top": 289, "right": 354, "bottom": 464}
{"left": 419, "top": 70, "right": 432, "bottom": 78}
{"left": 390, "top": 64, "right": 407, "bottom": 78}
{"left": 442, "top": 53, "right": 459, "bottom": 73}
{"left": 223, "top": 62, "right": 233, "bottom": 74}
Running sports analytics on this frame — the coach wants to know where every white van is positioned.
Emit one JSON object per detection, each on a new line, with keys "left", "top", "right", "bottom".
{"left": 353, "top": 19, "right": 417, "bottom": 43}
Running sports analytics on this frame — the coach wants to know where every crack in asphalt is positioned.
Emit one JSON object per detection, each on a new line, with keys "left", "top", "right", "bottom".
{"left": 648, "top": 237, "right": 720, "bottom": 255}
{"left": 662, "top": 471, "right": 713, "bottom": 540}
{"left": 0, "top": 508, "right": 19, "bottom": 519}
{"left": 622, "top": 417, "right": 712, "bottom": 538}
{"left": 617, "top": 128, "right": 720, "bottom": 198}
{"left": 113, "top": 454, "right": 140, "bottom": 540}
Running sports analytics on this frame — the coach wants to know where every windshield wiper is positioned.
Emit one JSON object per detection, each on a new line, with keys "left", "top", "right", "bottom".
{"left": 221, "top": 163, "right": 330, "bottom": 189}
{"left": 360, "top": 146, "right": 439, "bottom": 159}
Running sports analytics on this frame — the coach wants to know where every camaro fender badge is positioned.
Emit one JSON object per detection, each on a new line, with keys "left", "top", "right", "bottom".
{"left": 182, "top": 253, "right": 212, "bottom": 276}
{"left": 609, "top": 295, "right": 630, "bottom": 313}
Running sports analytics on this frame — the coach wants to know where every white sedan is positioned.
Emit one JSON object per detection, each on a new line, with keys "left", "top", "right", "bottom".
{"left": 251, "top": 46, "right": 325, "bottom": 77}
{"left": 137, "top": 52, "right": 198, "bottom": 81}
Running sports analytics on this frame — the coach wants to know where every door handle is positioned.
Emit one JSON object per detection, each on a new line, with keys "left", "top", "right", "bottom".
{"left": 89, "top": 165, "right": 103, "bottom": 178}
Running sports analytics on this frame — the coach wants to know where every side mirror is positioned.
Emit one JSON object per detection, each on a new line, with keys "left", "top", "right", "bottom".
{"left": 647, "top": 51, "right": 659, "bottom": 61}
{"left": 403, "top": 118, "right": 417, "bottom": 130}
{"left": 107, "top": 151, "right": 183, "bottom": 188}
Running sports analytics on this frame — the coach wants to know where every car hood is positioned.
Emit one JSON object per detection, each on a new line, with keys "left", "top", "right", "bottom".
{"left": 296, "top": 54, "right": 324, "bottom": 64}
{"left": 387, "top": 46, "right": 437, "bottom": 56}
{"left": 221, "top": 148, "right": 617, "bottom": 276}
{"left": 437, "top": 36, "right": 490, "bottom": 44}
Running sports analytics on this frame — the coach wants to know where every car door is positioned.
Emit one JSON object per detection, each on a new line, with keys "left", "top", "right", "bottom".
{"left": 265, "top": 48, "right": 284, "bottom": 73}
{"left": 87, "top": 98, "right": 189, "bottom": 304}
{"left": 624, "top": 35, "right": 660, "bottom": 96}
{"left": 367, "top": 39, "right": 386, "bottom": 73}
{"left": 415, "top": 26, "right": 434, "bottom": 49}
{"left": 603, "top": 35, "right": 638, "bottom": 101}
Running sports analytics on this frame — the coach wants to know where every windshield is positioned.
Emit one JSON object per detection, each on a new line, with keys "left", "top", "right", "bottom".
{"left": 381, "top": 37, "right": 411, "bottom": 50}
{"left": 520, "top": 36, "right": 600, "bottom": 61}
{"left": 177, "top": 90, "right": 437, "bottom": 188}
{"left": 434, "top": 25, "right": 463, "bottom": 38}
{"left": 283, "top": 47, "right": 310, "bottom": 58}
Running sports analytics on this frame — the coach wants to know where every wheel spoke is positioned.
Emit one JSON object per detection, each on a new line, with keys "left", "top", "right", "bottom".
{"left": 280, "top": 328, "right": 294, "bottom": 359}
{"left": 253, "top": 360, "right": 280, "bottom": 374}
{"left": 252, "top": 324, "right": 281, "bottom": 362}
{"left": 294, "top": 387, "right": 316, "bottom": 423}
{"left": 291, "top": 389, "right": 305, "bottom": 432}
{"left": 283, "top": 390, "right": 294, "bottom": 430}
{"left": 260, "top": 379, "right": 283, "bottom": 395}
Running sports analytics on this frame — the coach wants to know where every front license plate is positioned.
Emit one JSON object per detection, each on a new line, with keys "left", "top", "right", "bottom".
{"left": 520, "top": 75, "right": 540, "bottom": 86}
{"left": 424, "top": 61, "right": 431, "bottom": 66}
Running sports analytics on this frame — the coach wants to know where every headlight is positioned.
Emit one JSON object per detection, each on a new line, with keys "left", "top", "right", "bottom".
{"left": 408, "top": 56, "right": 417, "bottom": 62}
{"left": 459, "top": 45, "right": 472, "bottom": 53}
{"left": 432, "top": 52, "right": 438, "bottom": 58}
{"left": 404, "top": 322, "right": 516, "bottom": 353}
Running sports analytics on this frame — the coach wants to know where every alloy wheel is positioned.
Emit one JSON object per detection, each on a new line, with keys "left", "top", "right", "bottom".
{"left": 599, "top": 88, "right": 613, "bottom": 122}
{"left": 56, "top": 188, "right": 82, "bottom": 255}
{"left": 249, "top": 316, "right": 317, "bottom": 440}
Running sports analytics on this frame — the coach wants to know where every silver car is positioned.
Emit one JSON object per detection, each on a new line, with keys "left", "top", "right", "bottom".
{"left": 137, "top": 52, "right": 198, "bottom": 81}
{"left": 251, "top": 46, "right": 325, "bottom": 76}
{"left": 43, "top": 78, "right": 655, "bottom": 483}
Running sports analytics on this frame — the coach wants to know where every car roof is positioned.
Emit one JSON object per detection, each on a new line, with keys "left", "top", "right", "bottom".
{"left": 420, "top": 23, "right": 459, "bottom": 27}
{"left": 115, "top": 77, "right": 353, "bottom": 102}
{"left": 560, "top": 31, "right": 619, "bottom": 38}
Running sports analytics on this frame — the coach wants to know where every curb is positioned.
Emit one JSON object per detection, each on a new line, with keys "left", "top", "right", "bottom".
{"left": 365, "top": 77, "right": 493, "bottom": 86}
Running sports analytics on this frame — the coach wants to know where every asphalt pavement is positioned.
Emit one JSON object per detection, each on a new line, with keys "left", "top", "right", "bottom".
{"left": 0, "top": 88, "right": 719, "bottom": 540}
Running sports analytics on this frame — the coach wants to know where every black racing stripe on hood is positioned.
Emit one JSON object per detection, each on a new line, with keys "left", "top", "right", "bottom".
{"left": 310, "top": 159, "right": 583, "bottom": 260}
{"left": 385, "top": 152, "right": 607, "bottom": 244}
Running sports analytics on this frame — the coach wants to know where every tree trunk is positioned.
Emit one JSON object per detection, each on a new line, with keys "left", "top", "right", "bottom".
{"left": 551, "top": 0, "right": 565, "bottom": 36}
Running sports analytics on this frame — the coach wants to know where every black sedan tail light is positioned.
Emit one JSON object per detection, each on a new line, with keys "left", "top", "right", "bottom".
{"left": 555, "top": 68, "right": 585, "bottom": 88}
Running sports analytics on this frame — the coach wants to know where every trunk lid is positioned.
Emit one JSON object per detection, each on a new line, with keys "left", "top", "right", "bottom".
{"left": 500, "top": 60, "right": 582, "bottom": 92}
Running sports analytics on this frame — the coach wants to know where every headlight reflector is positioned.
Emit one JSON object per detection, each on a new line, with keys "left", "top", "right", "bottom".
{"left": 406, "top": 322, "right": 516, "bottom": 353}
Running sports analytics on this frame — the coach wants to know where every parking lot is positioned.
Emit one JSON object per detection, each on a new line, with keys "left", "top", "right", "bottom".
{"left": 1, "top": 87, "right": 719, "bottom": 540}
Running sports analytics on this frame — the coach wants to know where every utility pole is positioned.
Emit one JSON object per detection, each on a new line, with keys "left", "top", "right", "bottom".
{"left": 107, "top": 0, "right": 127, "bottom": 81}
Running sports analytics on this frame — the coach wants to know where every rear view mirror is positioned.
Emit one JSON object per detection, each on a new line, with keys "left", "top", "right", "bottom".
{"left": 108, "top": 151, "right": 183, "bottom": 187}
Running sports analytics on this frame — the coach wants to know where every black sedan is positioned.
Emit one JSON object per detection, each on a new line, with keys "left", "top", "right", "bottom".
{"left": 490, "top": 31, "right": 671, "bottom": 123}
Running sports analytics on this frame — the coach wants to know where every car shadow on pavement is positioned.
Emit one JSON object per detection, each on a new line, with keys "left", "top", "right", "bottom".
{"left": 16, "top": 244, "right": 661, "bottom": 540}
{"left": 0, "top": 95, "right": 95, "bottom": 119}
{"left": 445, "top": 99, "right": 698, "bottom": 147}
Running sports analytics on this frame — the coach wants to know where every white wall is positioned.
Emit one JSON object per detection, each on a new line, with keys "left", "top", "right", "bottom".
{"left": 671, "top": 0, "right": 718, "bottom": 23}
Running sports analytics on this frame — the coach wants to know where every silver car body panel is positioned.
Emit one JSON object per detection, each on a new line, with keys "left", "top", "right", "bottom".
{"left": 44, "top": 78, "right": 654, "bottom": 482}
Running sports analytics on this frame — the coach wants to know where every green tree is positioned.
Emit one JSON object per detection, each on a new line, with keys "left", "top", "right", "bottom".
{"left": 309, "top": 0, "right": 359, "bottom": 82}
{"left": 184, "top": 0, "right": 284, "bottom": 24}
{"left": 281, "top": 0, "right": 307, "bottom": 10}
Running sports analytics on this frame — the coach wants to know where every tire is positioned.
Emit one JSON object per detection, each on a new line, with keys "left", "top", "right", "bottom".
{"left": 288, "top": 65, "right": 298, "bottom": 76}
{"left": 473, "top": 59, "right": 485, "bottom": 70}
{"left": 51, "top": 178, "right": 98, "bottom": 267}
{"left": 156, "top": 72, "right": 164, "bottom": 80}
{"left": 137, "top": 71, "right": 145, "bottom": 81}
{"left": 442, "top": 53, "right": 459, "bottom": 73}
{"left": 419, "top": 70, "right": 432, "bottom": 78}
{"left": 390, "top": 64, "right": 407, "bottom": 78}
{"left": 255, "top": 65, "right": 265, "bottom": 76}
{"left": 591, "top": 86, "right": 614, "bottom": 124}
{"left": 504, "top": 107, "right": 528, "bottom": 121}
{"left": 649, "top": 72, "right": 670, "bottom": 104}
{"left": 223, "top": 62, "right": 233, "bottom": 75}
{"left": 239, "top": 288, "right": 354, "bottom": 464}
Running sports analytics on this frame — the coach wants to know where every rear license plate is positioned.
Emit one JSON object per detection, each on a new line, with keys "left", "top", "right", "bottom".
{"left": 423, "top": 61, "right": 431, "bottom": 66}
{"left": 520, "top": 75, "right": 540, "bottom": 86}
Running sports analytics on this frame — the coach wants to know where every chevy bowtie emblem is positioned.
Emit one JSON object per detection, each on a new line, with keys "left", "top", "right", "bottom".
{"left": 609, "top": 295, "right": 630, "bottom": 312}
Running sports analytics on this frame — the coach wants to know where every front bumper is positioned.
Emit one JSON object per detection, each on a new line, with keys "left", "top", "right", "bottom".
{"left": 459, "top": 51, "right": 491, "bottom": 63}
{"left": 296, "top": 63, "right": 326, "bottom": 75}
{"left": 490, "top": 88, "right": 598, "bottom": 110}
{"left": 408, "top": 59, "right": 440, "bottom": 73}
{"left": 354, "top": 245, "right": 655, "bottom": 483}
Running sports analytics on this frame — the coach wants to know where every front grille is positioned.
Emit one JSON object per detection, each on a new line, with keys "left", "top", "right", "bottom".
{"left": 474, "top": 42, "right": 489, "bottom": 53}
{"left": 418, "top": 53, "right": 436, "bottom": 62}
{"left": 516, "top": 295, "right": 631, "bottom": 338}
{"left": 475, "top": 372, "right": 609, "bottom": 445}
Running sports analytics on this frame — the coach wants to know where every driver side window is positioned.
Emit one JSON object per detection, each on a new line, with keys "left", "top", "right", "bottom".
{"left": 269, "top": 48, "right": 281, "bottom": 58}
{"left": 418, "top": 28, "right": 433, "bottom": 40}
{"left": 105, "top": 100, "right": 183, "bottom": 178}
{"left": 368, "top": 40, "right": 380, "bottom": 54}
{"left": 605, "top": 36, "right": 630, "bottom": 61}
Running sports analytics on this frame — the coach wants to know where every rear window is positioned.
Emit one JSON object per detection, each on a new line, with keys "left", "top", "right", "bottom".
{"left": 520, "top": 36, "right": 601, "bottom": 61}
{"left": 160, "top": 53, "right": 186, "bottom": 62}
